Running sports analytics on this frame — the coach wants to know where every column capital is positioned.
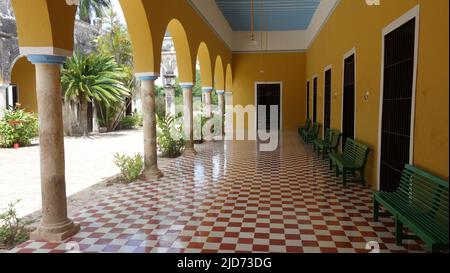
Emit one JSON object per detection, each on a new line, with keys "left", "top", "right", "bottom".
{"left": 202, "top": 87, "right": 213, "bottom": 93}
{"left": 180, "top": 82, "right": 195, "bottom": 89}
{"left": 0, "top": 83, "right": 9, "bottom": 89}
{"left": 27, "top": 54, "right": 67, "bottom": 65}
{"left": 225, "top": 91, "right": 233, "bottom": 96}
{"left": 216, "top": 90, "right": 225, "bottom": 95}
{"left": 136, "top": 72, "right": 159, "bottom": 81}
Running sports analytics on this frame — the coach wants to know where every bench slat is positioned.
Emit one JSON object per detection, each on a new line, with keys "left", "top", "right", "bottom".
{"left": 374, "top": 164, "right": 449, "bottom": 252}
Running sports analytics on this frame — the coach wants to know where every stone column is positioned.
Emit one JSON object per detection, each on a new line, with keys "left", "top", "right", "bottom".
{"left": 27, "top": 54, "right": 80, "bottom": 241}
{"left": 202, "top": 87, "right": 213, "bottom": 118}
{"left": 138, "top": 75, "right": 163, "bottom": 179}
{"left": 181, "top": 83, "right": 196, "bottom": 154}
{"left": 217, "top": 90, "right": 225, "bottom": 135}
{"left": 164, "top": 86, "right": 176, "bottom": 117}
{"left": 0, "top": 84, "right": 8, "bottom": 119}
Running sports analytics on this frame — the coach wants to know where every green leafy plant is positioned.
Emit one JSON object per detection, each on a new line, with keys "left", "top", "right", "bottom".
{"left": 77, "top": 0, "right": 111, "bottom": 23}
{"left": 119, "top": 114, "right": 142, "bottom": 130}
{"left": 0, "top": 200, "right": 29, "bottom": 250}
{"left": 97, "top": 7, "right": 133, "bottom": 67}
{"left": 0, "top": 106, "right": 38, "bottom": 148}
{"left": 61, "top": 52, "right": 131, "bottom": 135}
{"left": 113, "top": 153, "right": 144, "bottom": 183}
{"left": 134, "top": 113, "right": 143, "bottom": 127}
{"left": 157, "top": 114, "right": 185, "bottom": 158}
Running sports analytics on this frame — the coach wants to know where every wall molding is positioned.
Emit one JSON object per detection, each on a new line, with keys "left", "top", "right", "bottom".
{"left": 19, "top": 47, "right": 73, "bottom": 57}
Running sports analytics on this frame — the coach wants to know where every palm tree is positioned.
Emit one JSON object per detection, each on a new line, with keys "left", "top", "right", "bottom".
{"left": 77, "top": 0, "right": 111, "bottom": 24}
{"left": 61, "top": 53, "right": 130, "bottom": 136}
{"left": 97, "top": 8, "right": 133, "bottom": 67}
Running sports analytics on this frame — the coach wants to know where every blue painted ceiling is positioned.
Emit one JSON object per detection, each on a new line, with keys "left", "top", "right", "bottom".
{"left": 215, "top": 0, "right": 321, "bottom": 31}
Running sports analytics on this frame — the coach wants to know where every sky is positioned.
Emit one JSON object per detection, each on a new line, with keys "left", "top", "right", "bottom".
{"left": 111, "top": 0, "right": 126, "bottom": 23}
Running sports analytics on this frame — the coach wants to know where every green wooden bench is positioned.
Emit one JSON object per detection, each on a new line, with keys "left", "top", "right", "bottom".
{"left": 298, "top": 119, "right": 312, "bottom": 137}
{"left": 313, "top": 129, "right": 342, "bottom": 159}
{"left": 329, "top": 138, "right": 370, "bottom": 187}
{"left": 374, "top": 164, "right": 449, "bottom": 252}
{"left": 302, "top": 123, "right": 321, "bottom": 144}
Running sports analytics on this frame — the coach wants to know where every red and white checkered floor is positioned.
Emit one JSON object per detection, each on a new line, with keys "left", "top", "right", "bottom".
{"left": 12, "top": 133, "right": 427, "bottom": 253}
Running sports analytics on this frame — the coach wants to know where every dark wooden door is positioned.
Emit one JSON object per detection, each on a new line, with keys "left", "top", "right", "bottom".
{"left": 313, "top": 78, "right": 317, "bottom": 122}
{"left": 6, "top": 85, "right": 18, "bottom": 108}
{"left": 324, "top": 69, "right": 332, "bottom": 135}
{"left": 342, "top": 54, "right": 355, "bottom": 147}
{"left": 380, "top": 18, "right": 416, "bottom": 192}
{"left": 257, "top": 84, "right": 281, "bottom": 131}
{"left": 306, "top": 81, "right": 310, "bottom": 120}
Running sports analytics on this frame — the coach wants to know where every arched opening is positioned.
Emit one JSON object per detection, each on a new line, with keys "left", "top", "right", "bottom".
{"left": 118, "top": 0, "right": 155, "bottom": 73}
{"left": 10, "top": 56, "right": 36, "bottom": 113}
{"left": 193, "top": 42, "right": 214, "bottom": 142}
{"left": 196, "top": 42, "right": 213, "bottom": 89}
{"left": 214, "top": 55, "right": 225, "bottom": 92}
{"left": 225, "top": 63, "right": 233, "bottom": 93}
{"left": 214, "top": 55, "right": 225, "bottom": 91}
{"left": 166, "top": 19, "right": 194, "bottom": 84}
{"left": 158, "top": 31, "right": 179, "bottom": 117}
{"left": 59, "top": 1, "right": 136, "bottom": 136}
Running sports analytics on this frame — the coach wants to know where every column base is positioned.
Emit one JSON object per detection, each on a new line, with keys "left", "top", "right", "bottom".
{"left": 30, "top": 219, "right": 80, "bottom": 242}
{"left": 142, "top": 167, "right": 164, "bottom": 180}
{"left": 183, "top": 147, "right": 198, "bottom": 156}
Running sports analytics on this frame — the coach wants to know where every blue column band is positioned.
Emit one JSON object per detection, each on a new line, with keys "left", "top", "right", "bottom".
{"left": 137, "top": 75, "right": 159, "bottom": 81}
{"left": 180, "top": 83, "right": 194, "bottom": 89}
{"left": 216, "top": 90, "right": 225, "bottom": 95}
{"left": 202, "top": 87, "right": 213, "bottom": 94}
{"left": 27, "top": 54, "right": 67, "bottom": 65}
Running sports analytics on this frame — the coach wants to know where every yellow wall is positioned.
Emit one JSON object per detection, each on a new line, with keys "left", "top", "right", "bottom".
{"left": 232, "top": 52, "right": 306, "bottom": 132}
{"left": 11, "top": 0, "right": 76, "bottom": 51}
{"left": 11, "top": 0, "right": 232, "bottom": 84}
{"left": 306, "top": 0, "right": 449, "bottom": 187}
{"left": 11, "top": 57, "right": 37, "bottom": 113}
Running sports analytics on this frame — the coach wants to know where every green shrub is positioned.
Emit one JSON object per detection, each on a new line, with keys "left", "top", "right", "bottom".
{"left": 119, "top": 113, "right": 143, "bottom": 130}
{"left": 0, "top": 106, "right": 38, "bottom": 148}
{"left": 0, "top": 200, "right": 29, "bottom": 249}
{"left": 135, "top": 113, "right": 143, "bottom": 127}
{"left": 113, "top": 153, "right": 144, "bottom": 183}
{"left": 120, "top": 115, "right": 137, "bottom": 130}
{"left": 155, "top": 97, "right": 166, "bottom": 118}
{"left": 157, "top": 114, "right": 184, "bottom": 158}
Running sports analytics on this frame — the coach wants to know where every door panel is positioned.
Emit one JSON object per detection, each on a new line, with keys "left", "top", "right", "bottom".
{"left": 257, "top": 84, "right": 281, "bottom": 131}
{"left": 342, "top": 55, "right": 355, "bottom": 147}
{"left": 380, "top": 18, "right": 416, "bottom": 192}
{"left": 324, "top": 69, "right": 332, "bottom": 135}
{"left": 313, "top": 78, "right": 317, "bottom": 122}
{"left": 306, "top": 81, "right": 310, "bottom": 120}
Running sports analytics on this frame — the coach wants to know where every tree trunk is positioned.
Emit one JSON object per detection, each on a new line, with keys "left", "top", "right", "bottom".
{"left": 79, "top": 97, "right": 89, "bottom": 136}
{"left": 92, "top": 101, "right": 99, "bottom": 133}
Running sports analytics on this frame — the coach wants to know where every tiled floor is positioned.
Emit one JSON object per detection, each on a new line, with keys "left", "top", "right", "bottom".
{"left": 11, "top": 133, "right": 427, "bottom": 253}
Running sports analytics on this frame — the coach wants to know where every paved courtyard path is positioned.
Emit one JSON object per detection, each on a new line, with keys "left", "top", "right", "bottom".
{"left": 0, "top": 129, "right": 145, "bottom": 217}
